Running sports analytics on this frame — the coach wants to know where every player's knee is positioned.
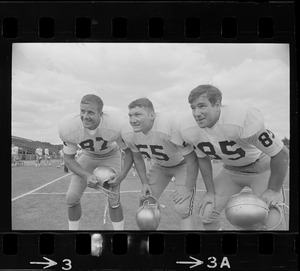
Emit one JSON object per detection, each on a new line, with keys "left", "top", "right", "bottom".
{"left": 174, "top": 201, "right": 193, "bottom": 219}
{"left": 66, "top": 192, "right": 81, "bottom": 207}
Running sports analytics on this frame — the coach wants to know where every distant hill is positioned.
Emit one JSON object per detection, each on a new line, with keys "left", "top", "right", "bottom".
{"left": 12, "top": 135, "right": 63, "bottom": 155}
{"left": 12, "top": 135, "right": 290, "bottom": 155}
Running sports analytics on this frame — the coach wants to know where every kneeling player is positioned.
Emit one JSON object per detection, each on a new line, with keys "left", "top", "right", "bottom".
{"left": 35, "top": 146, "right": 43, "bottom": 167}
{"left": 173, "top": 84, "right": 289, "bottom": 230}
{"left": 121, "top": 98, "right": 199, "bottom": 230}
{"left": 58, "top": 94, "right": 133, "bottom": 230}
{"left": 44, "top": 148, "right": 51, "bottom": 166}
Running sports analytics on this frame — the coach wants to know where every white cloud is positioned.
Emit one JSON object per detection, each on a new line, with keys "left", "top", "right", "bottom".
{"left": 12, "top": 43, "right": 290, "bottom": 144}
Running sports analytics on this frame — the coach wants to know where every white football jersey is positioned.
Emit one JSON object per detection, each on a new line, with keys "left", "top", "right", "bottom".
{"left": 58, "top": 112, "right": 128, "bottom": 156}
{"left": 35, "top": 147, "right": 43, "bottom": 156}
{"left": 12, "top": 146, "right": 19, "bottom": 155}
{"left": 173, "top": 105, "right": 284, "bottom": 167}
{"left": 121, "top": 113, "right": 193, "bottom": 167}
{"left": 44, "top": 148, "right": 49, "bottom": 155}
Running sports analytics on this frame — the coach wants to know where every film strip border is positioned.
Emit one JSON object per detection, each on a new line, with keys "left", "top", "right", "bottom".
{"left": 1, "top": 1, "right": 298, "bottom": 270}
{"left": 0, "top": 2, "right": 296, "bottom": 41}
{"left": 0, "top": 232, "right": 298, "bottom": 270}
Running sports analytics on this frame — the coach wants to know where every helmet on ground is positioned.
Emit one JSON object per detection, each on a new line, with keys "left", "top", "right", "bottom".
{"left": 225, "top": 192, "right": 269, "bottom": 230}
{"left": 136, "top": 195, "right": 161, "bottom": 230}
{"left": 264, "top": 204, "right": 285, "bottom": 230}
{"left": 93, "top": 165, "right": 117, "bottom": 198}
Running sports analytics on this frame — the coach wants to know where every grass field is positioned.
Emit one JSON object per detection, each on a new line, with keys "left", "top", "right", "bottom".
{"left": 11, "top": 159, "right": 290, "bottom": 231}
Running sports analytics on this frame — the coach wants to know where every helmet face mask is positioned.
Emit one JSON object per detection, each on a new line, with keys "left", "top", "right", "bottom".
{"left": 102, "top": 180, "right": 111, "bottom": 191}
{"left": 93, "top": 165, "right": 118, "bottom": 198}
{"left": 136, "top": 195, "right": 161, "bottom": 230}
{"left": 225, "top": 192, "right": 269, "bottom": 230}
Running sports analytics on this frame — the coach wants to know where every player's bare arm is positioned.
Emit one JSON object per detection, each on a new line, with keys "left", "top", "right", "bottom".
{"left": 173, "top": 150, "right": 198, "bottom": 204}
{"left": 197, "top": 155, "right": 216, "bottom": 213}
{"left": 183, "top": 150, "right": 199, "bottom": 190}
{"left": 261, "top": 145, "right": 289, "bottom": 206}
{"left": 108, "top": 148, "right": 134, "bottom": 186}
{"left": 132, "top": 151, "right": 152, "bottom": 197}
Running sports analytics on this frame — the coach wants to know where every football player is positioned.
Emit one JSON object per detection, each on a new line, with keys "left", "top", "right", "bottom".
{"left": 35, "top": 146, "right": 43, "bottom": 167}
{"left": 173, "top": 84, "right": 289, "bottom": 230}
{"left": 58, "top": 94, "right": 133, "bottom": 230}
{"left": 57, "top": 148, "right": 64, "bottom": 168}
{"left": 121, "top": 98, "right": 199, "bottom": 230}
{"left": 11, "top": 144, "right": 19, "bottom": 166}
{"left": 44, "top": 148, "right": 51, "bottom": 166}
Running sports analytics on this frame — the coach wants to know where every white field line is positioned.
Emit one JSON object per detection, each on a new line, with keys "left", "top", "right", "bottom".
{"left": 15, "top": 188, "right": 289, "bottom": 197}
{"left": 12, "top": 173, "right": 72, "bottom": 202}
{"left": 19, "top": 189, "right": 206, "bottom": 195}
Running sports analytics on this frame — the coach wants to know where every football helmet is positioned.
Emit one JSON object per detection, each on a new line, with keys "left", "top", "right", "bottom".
{"left": 93, "top": 165, "right": 118, "bottom": 199}
{"left": 225, "top": 192, "right": 269, "bottom": 230}
{"left": 264, "top": 204, "right": 286, "bottom": 230}
{"left": 136, "top": 195, "right": 161, "bottom": 230}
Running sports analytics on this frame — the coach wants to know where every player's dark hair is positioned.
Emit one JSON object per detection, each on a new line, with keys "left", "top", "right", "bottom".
{"left": 188, "top": 84, "right": 222, "bottom": 105}
{"left": 81, "top": 94, "right": 104, "bottom": 112}
{"left": 128, "top": 97, "right": 155, "bottom": 112}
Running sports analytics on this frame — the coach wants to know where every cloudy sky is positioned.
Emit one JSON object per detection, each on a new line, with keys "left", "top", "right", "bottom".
{"left": 12, "top": 43, "right": 290, "bottom": 145}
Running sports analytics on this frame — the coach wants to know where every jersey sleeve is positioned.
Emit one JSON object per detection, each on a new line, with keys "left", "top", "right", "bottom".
{"left": 240, "top": 106, "right": 265, "bottom": 138}
{"left": 59, "top": 137, "right": 78, "bottom": 155}
{"left": 176, "top": 143, "right": 194, "bottom": 157}
{"left": 58, "top": 122, "right": 78, "bottom": 155}
{"left": 169, "top": 117, "right": 188, "bottom": 147}
{"left": 169, "top": 119, "right": 194, "bottom": 156}
{"left": 120, "top": 122, "right": 140, "bottom": 152}
{"left": 239, "top": 107, "right": 283, "bottom": 157}
{"left": 193, "top": 146, "right": 208, "bottom": 158}
{"left": 242, "top": 124, "right": 284, "bottom": 157}
{"left": 170, "top": 116, "right": 206, "bottom": 158}
{"left": 116, "top": 135, "right": 128, "bottom": 151}
{"left": 122, "top": 135, "right": 140, "bottom": 152}
{"left": 102, "top": 113, "right": 131, "bottom": 151}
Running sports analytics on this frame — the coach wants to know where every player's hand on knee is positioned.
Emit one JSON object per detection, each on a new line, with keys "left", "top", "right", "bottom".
{"left": 198, "top": 192, "right": 215, "bottom": 216}
{"left": 173, "top": 185, "right": 192, "bottom": 204}
{"left": 87, "top": 174, "right": 99, "bottom": 189}
{"left": 261, "top": 188, "right": 282, "bottom": 207}
{"left": 141, "top": 184, "right": 152, "bottom": 200}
